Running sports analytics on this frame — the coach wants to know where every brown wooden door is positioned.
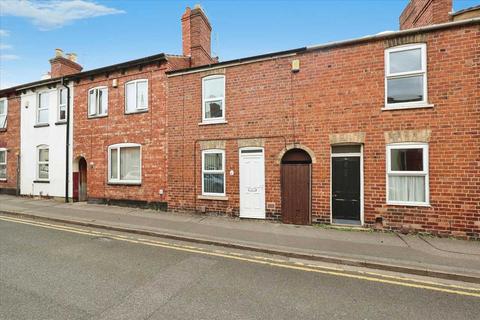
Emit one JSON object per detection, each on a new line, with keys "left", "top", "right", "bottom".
{"left": 281, "top": 163, "right": 310, "bottom": 225}
{"left": 79, "top": 158, "right": 87, "bottom": 202}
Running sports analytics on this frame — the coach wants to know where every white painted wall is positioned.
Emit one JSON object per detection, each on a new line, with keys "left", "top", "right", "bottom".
{"left": 20, "top": 84, "right": 73, "bottom": 198}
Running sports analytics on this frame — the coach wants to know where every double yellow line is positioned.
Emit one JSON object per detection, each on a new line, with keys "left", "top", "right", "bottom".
{"left": 1, "top": 214, "right": 480, "bottom": 298}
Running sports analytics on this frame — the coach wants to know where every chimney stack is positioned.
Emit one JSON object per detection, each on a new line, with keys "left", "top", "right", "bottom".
{"left": 182, "top": 5, "right": 215, "bottom": 67}
{"left": 399, "top": 0, "right": 452, "bottom": 30}
{"left": 49, "top": 48, "right": 83, "bottom": 78}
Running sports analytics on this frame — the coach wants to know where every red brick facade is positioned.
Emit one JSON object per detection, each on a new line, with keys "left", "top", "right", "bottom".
{"left": 400, "top": 0, "right": 452, "bottom": 30}
{"left": 0, "top": 94, "right": 20, "bottom": 194}
{"left": 166, "top": 22, "right": 480, "bottom": 238}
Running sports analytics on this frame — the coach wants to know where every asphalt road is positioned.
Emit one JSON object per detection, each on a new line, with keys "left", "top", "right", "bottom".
{"left": 0, "top": 216, "right": 479, "bottom": 320}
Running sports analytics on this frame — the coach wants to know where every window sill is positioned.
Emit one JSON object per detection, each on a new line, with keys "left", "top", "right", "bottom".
{"left": 88, "top": 114, "right": 108, "bottom": 119}
{"left": 0, "top": 179, "right": 7, "bottom": 182}
{"left": 33, "top": 180, "right": 50, "bottom": 184}
{"left": 55, "top": 121, "right": 67, "bottom": 126}
{"left": 387, "top": 201, "right": 431, "bottom": 207}
{"left": 107, "top": 181, "right": 142, "bottom": 186}
{"left": 382, "top": 104, "right": 434, "bottom": 111}
{"left": 0, "top": 128, "right": 6, "bottom": 132}
{"left": 198, "top": 120, "right": 228, "bottom": 126}
{"left": 197, "top": 195, "right": 229, "bottom": 201}
{"left": 125, "top": 109, "right": 149, "bottom": 115}
{"left": 34, "top": 123, "right": 49, "bottom": 128}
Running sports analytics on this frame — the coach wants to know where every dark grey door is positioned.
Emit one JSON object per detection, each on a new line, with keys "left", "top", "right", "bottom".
{"left": 332, "top": 156, "right": 360, "bottom": 221}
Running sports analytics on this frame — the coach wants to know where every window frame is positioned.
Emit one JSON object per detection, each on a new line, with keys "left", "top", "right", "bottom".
{"left": 57, "top": 87, "right": 67, "bottom": 122}
{"left": 201, "top": 75, "right": 226, "bottom": 124}
{"left": 125, "top": 79, "right": 149, "bottom": 114}
{"left": 36, "top": 91, "right": 49, "bottom": 125}
{"left": 88, "top": 86, "right": 108, "bottom": 118}
{"left": 0, "top": 148, "right": 7, "bottom": 181}
{"left": 36, "top": 145, "right": 49, "bottom": 181}
{"left": 201, "top": 149, "right": 226, "bottom": 196}
{"left": 386, "top": 143, "right": 429, "bottom": 206}
{"left": 107, "top": 143, "right": 142, "bottom": 185}
{"left": 0, "top": 98, "right": 7, "bottom": 129}
{"left": 384, "top": 43, "right": 428, "bottom": 109}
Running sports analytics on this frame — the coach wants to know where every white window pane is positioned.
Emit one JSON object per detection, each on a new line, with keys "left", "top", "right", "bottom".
{"left": 0, "top": 115, "right": 6, "bottom": 128}
{"left": 0, "top": 151, "right": 5, "bottom": 163}
{"left": 120, "top": 147, "right": 140, "bottom": 181}
{"left": 40, "top": 93, "right": 49, "bottom": 108}
{"left": 204, "top": 173, "right": 224, "bottom": 194}
{"left": 204, "top": 100, "right": 223, "bottom": 119}
{"left": 0, "top": 164, "right": 6, "bottom": 179}
{"left": 39, "top": 148, "right": 49, "bottom": 162}
{"left": 59, "top": 89, "right": 67, "bottom": 105}
{"left": 126, "top": 83, "right": 136, "bottom": 112}
{"left": 38, "top": 109, "right": 49, "bottom": 123}
{"left": 390, "top": 48, "right": 422, "bottom": 74}
{"left": 89, "top": 91, "right": 96, "bottom": 115}
{"left": 389, "top": 176, "right": 425, "bottom": 202}
{"left": 39, "top": 164, "right": 49, "bottom": 179}
{"left": 0, "top": 100, "right": 5, "bottom": 114}
{"left": 387, "top": 75, "right": 423, "bottom": 104}
{"left": 204, "top": 153, "right": 222, "bottom": 170}
{"left": 110, "top": 149, "right": 118, "bottom": 179}
{"left": 99, "top": 89, "right": 108, "bottom": 114}
{"left": 204, "top": 77, "right": 224, "bottom": 99}
{"left": 137, "top": 81, "right": 147, "bottom": 109}
{"left": 390, "top": 148, "right": 423, "bottom": 171}
{"left": 59, "top": 106, "right": 66, "bottom": 120}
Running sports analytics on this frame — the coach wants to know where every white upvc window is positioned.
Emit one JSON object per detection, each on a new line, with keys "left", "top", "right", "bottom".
{"left": 125, "top": 79, "right": 148, "bottom": 113}
{"left": 202, "top": 149, "right": 225, "bottom": 196}
{"left": 88, "top": 87, "right": 108, "bottom": 117}
{"left": 108, "top": 143, "right": 142, "bottom": 184}
{"left": 386, "top": 143, "right": 429, "bottom": 206}
{"left": 385, "top": 43, "right": 427, "bottom": 108}
{"left": 37, "top": 92, "right": 49, "bottom": 124}
{"left": 202, "top": 75, "right": 225, "bottom": 123}
{"left": 58, "top": 88, "right": 67, "bottom": 121}
{"left": 0, "top": 98, "right": 7, "bottom": 129}
{"left": 0, "top": 148, "right": 6, "bottom": 180}
{"left": 37, "top": 145, "right": 49, "bottom": 181}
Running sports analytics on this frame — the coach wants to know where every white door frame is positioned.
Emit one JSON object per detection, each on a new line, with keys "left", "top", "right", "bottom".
{"left": 239, "top": 147, "right": 266, "bottom": 219}
{"left": 329, "top": 145, "right": 364, "bottom": 225}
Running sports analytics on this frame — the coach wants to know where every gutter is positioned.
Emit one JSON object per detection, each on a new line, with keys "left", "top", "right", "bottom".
{"left": 61, "top": 77, "right": 71, "bottom": 203}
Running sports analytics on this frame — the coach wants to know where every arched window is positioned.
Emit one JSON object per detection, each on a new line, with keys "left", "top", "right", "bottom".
{"left": 37, "top": 145, "right": 49, "bottom": 181}
{"left": 202, "top": 75, "right": 225, "bottom": 123}
{"left": 125, "top": 79, "right": 148, "bottom": 113}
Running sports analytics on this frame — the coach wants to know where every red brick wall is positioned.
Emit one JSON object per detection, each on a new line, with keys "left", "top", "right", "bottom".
{"left": 73, "top": 62, "right": 169, "bottom": 204}
{"left": 400, "top": 0, "right": 452, "bottom": 30}
{"left": 167, "top": 24, "right": 480, "bottom": 238}
{"left": 0, "top": 94, "right": 20, "bottom": 194}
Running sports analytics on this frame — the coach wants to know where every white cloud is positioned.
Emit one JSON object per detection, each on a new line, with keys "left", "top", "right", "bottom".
{"left": 0, "top": 44, "right": 13, "bottom": 50}
{"left": 0, "top": 0, "right": 125, "bottom": 30}
{"left": 0, "top": 29, "right": 10, "bottom": 37}
{"left": 0, "top": 54, "right": 20, "bottom": 61}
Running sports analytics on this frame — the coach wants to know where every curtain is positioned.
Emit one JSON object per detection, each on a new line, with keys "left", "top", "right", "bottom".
{"left": 137, "top": 81, "right": 147, "bottom": 109}
{"left": 89, "top": 90, "right": 96, "bottom": 115}
{"left": 120, "top": 147, "right": 140, "bottom": 181}
{"left": 389, "top": 175, "right": 425, "bottom": 202}
{"left": 110, "top": 149, "right": 118, "bottom": 179}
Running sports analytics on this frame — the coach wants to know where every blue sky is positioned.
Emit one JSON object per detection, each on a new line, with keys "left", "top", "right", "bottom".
{"left": 0, "top": 0, "right": 478, "bottom": 88}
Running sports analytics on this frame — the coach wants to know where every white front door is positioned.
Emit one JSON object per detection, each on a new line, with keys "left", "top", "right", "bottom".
{"left": 239, "top": 148, "right": 265, "bottom": 219}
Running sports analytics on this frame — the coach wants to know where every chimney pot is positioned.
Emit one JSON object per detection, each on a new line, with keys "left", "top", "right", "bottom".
{"left": 66, "top": 53, "right": 78, "bottom": 63}
{"left": 55, "top": 48, "right": 64, "bottom": 57}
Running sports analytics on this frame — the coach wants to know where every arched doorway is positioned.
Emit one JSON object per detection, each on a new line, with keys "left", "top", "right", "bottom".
{"left": 73, "top": 157, "right": 88, "bottom": 202}
{"left": 281, "top": 148, "right": 312, "bottom": 225}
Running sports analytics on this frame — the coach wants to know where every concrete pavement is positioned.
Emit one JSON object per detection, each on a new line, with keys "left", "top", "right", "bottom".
{"left": 1, "top": 218, "right": 480, "bottom": 320}
{"left": 1, "top": 194, "right": 480, "bottom": 283}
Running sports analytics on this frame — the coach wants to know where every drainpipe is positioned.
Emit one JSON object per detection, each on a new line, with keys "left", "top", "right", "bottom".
{"left": 61, "top": 77, "right": 70, "bottom": 203}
